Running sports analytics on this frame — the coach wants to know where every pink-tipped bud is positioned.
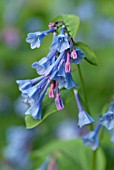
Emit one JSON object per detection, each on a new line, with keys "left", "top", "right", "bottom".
{"left": 65, "top": 52, "right": 71, "bottom": 73}
{"left": 48, "top": 22, "right": 56, "bottom": 29}
{"left": 49, "top": 83, "right": 55, "bottom": 98}
{"left": 71, "top": 49, "right": 77, "bottom": 59}
{"left": 65, "top": 62, "right": 71, "bottom": 73}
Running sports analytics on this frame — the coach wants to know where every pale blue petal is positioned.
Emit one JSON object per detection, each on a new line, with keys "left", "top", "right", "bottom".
{"left": 58, "top": 73, "right": 77, "bottom": 89}
{"left": 26, "top": 32, "right": 44, "bottom": 49}
{"left": 58, "top": 39, "right": 70, "bottom": 53}
{"left": 25, "top": 101, "right": 42, "bottom": 120}
{"left": 50, "top": 34, "right": 70, "bottom": 52}
{"left": 32, "top": 56, "right": 56, "bottom": 75}
{"left": 16, "top": 80, "right": 32, "bottom": 91}
{"left": 32, "top": 50, "right": 57, "bottom": 75}
{"left": 26, "top": 32, "right": 41, "bottom": 43}
{"left": 100, "top": 111, "right": 114, "bottom": 130}
{"left": 23, "top": 85, "right": 40, "bottom": 101}
{"left": 83, "top": 131, "right": 99, "bottom": 150}
{"left": 32, "top": 60, "right": 47, "bottom": 75}
{"left": 31, "top": 40, "right": 40, "bottom": 49}
{"left": 78, "top": 110, "right": 94, "bottom": 128}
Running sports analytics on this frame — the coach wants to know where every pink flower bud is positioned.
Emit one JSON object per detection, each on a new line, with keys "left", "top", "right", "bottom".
{"left": 71, "top": 49, "right": 77, "bottom": 59}
{"left": 48, "top": 22, "right": 56, "bottom": 29}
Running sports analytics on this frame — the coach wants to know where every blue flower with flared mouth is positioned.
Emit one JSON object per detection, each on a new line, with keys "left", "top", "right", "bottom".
{"left": 25, "top": 78, "right": 50, "bottom": 119}
{"left": 32, "top": 49, "right": 57, "bottom": 75}
{"left": 78, "top": 110, "right": 94, "bottom": 128}
{"left": 50, "top": 25, "right": 70, "bottom": 53}
{"left": 16, "top": 76, "right": 50, "bottom": 119}
{"left": 16, "top": 76, "right": 44, "bottom": 92}
{"left": 26, "top": 27, "right": 56, "bottom": 49}
{"left": 74, "top": 90, "right": 94, "bottom": 128}
{"left": 100, "top": 102, "right": 114, "bottom": 130}
{"left": 83, "top": 123, "right": 102, "bottom": 150}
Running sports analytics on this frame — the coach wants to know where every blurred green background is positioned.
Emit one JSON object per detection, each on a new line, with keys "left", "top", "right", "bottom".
{"left": 0, "top": 0, "right": 114, "bottom": 170}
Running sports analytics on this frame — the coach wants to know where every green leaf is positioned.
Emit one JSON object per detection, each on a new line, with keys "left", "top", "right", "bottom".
{"left": 52, "top": 14, "right": 80, "bottom": 39}
{"left": 75, "top": 42, "right": 98, "bottom": 66}
{"left": 32, "top": 139, "right": 106, "bottom": 170}
{"left": 25, "top": 89, "right": 74, "bottom": 129}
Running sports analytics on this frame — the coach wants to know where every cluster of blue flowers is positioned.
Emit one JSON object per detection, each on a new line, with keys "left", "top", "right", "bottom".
{"left": 83, "top": 102, "right": 114, "bottom": 150}
{"left": 16, "top": 22, "right": 85, "bottom": 120}
{"left": 16, "top": 20, "right": 114, "bottom": 153}
{"left": 74, "top": 89, "right": 114, "bottom": 150}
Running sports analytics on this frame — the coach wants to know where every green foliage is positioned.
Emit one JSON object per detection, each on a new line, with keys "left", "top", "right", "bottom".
{"left": 52, "top": 14, "right": 80, "bottom": 39}
{"left": 32, "top": 139, "right": 106, "bottom": 170}
{"left": 75, "top": 42, "right": 98, "bottom": 66}
{"left": 25, "top": 89, "right": 74, "bottom": 129}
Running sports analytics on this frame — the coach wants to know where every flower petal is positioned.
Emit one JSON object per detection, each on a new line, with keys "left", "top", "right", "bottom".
{"left": 78, "top": 110, "right": 94, "bottom": 128}
{"left": 83, "top": 131, "right": 99, "bottom": 150}
{"left": 25, "top": 101, "right": 42, "bottom": 120}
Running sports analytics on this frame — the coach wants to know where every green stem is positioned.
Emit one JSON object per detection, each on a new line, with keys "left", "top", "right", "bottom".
{"left": 92, "top": 150, "right": 97, "bottom": 170}
{"left": 99, "top": 126, "right": 105, "bottom": 143}
{"left": 77, "top": 65, "right": 91, "bottom": 114}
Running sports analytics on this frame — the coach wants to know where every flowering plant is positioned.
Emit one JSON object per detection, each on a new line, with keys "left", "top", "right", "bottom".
{"left": 16, "top": 14, "right": 114, "bottom": 170}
